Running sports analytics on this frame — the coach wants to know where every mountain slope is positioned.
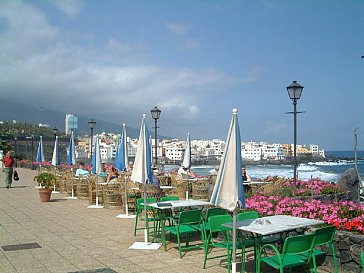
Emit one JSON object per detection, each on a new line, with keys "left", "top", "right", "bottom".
{"left": 0, "top": 99, "right": 140, "bottom": 137}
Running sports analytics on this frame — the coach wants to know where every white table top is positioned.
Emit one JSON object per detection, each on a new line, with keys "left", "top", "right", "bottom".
{"left": 224, "top": 215, "right": 324, "bottom": 236}
{"left": 243, "top": 181, "right": 272, "bottom": 185}
{"left": 145, "top": 199, "right": 211, "bottom": 209}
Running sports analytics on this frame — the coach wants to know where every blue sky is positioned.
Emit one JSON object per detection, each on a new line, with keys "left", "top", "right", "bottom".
{"left": 0, "top": 0, "right": 363, "bottom": 151}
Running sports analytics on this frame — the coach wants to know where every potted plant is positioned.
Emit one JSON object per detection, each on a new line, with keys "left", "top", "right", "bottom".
{"left": 34, "top": 172, "right": 56, "bottom": 202}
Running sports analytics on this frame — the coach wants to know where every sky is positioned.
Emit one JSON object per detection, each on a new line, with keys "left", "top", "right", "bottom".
{"left": 0, "top": 0, "right": 364, "bottom": 151}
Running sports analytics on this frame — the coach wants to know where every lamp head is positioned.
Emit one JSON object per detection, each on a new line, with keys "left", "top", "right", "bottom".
{"left": 88, "top": 119, "right": 96, "bottom": 130}
{"left": 286, "top": 80, "right": 304, "bottom": 101}
{"left": 151, "top": 106, "right": 161, "bottom": 120}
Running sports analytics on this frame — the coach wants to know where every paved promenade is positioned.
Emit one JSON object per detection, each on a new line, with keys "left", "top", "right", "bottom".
{"left": 0, "top": 168, "right": 333, "bottom": 273}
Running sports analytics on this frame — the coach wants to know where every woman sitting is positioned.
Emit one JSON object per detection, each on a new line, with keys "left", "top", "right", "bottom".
{"left": 107, "top": 166, "right": 119, "bottom": 183}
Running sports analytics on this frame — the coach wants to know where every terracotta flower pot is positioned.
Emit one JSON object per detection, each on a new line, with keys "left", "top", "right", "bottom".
{"left": 39, "top": 189, "right": 52, "bottom": 202}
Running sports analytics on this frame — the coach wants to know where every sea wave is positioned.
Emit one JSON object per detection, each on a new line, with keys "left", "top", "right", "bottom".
{"left": 297, "top": 164, "right": 318, "bottom": 172}
{"left": 309, "top": 161, "right": 353, "bottom": 166}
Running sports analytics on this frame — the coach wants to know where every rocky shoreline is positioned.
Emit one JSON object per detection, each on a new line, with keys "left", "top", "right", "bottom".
{"left": 176, "top": 154, "right": 357, "bottom": 167}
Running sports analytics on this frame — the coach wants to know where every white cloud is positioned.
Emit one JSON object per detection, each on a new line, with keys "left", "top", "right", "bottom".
{"left": 263, "top": 122, "right": 288, "bottom": 136}
{"left": 165, "top": 22, "right": 190, "bottom": 36}
{"left": 0, "top": 1, "right": 260, "bottom": 137}
{"left": 178, "top": 39, "right": 200, "bottom": 50}
{"left": 48, "top": 0, "right": 82, "bottom": 16}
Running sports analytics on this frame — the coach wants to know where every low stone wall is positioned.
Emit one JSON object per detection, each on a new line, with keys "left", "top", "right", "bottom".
{"left": 311, "top": 229, "right": 363, "bottom": 273}
{"left": 327, "top": 230, "right": 363, "bottom": 272}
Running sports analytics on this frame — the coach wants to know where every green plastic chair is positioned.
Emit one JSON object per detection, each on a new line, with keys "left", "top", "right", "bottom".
{"left": 237, "top": 210, "right": 259, "bottom": 221}
{"left": 157, "top": 196, "right": 180, "bottom": 230}
{"left": 160, "top": 196, "right": 179, "bottom": 202}
{"left": 134, "top": 197, "right": 157, "bottom": 241}
{"left": 257, "top": 233, "right": 315, "bottom": 273}
{"left": 310, "top": 225, "right": 338, "bottom": 273}
{"left": 202, "top": 207, "right": 227, "bottom": 242}
{"left": 162, "top": 209, "right": 203, "bottom": 258}
{"left": 203, "top": 214, "right": 234, "bottom": 273}
{"left": 203, "top": 214, "right": 253, "bottom": 273}
{"left": 361, "top": 251, "right": 364, "bottom": 273}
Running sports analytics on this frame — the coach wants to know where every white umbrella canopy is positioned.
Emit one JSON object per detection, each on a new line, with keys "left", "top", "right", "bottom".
{"left": 65, "top": 131, "right": 77, "bottom": 199}
{"left": 182, "top": 133, "right": 192, "bottom": 199}
{"left": 92, "top": 135, "right": 102, "bottom": 175}
{"left": 51, "top": 136, "right": 60, "bottom": 166}
{"left": 36, "top": 136, "right": 45, "bottom": 162}
{"left": 129, "top": 114, "right": 160, "bottom": 250}
{"left": 115, "top": 124, "right": 136, "bottom": 219}
{"left": 51, "top": 136, "right": 61, "bottom": 193}
{"left": 210, "top": 108, "right": 245, "bottom": 273}
{"left": 67, "top": 131, "right": 76, "bottom": 166}
{"left": 182, "top": 133, "right": 192, "bottom": 169}
{"left": 115, "top": 123, "right": 129, "bottom": 172}
{"left": 131, "top": 114, "right": 152, "bottom": 184}
{"left": 88, "top": 135, "right": 103, "bottom": 208}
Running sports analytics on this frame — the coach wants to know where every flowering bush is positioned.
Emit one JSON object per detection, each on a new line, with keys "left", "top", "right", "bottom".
{"left": 255, "top": 177, "right": 342, "bottom": 197}
{"left": 245, "top": 195, "right": 364, "bottom": 234}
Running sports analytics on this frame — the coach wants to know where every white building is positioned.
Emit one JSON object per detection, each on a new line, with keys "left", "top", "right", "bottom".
{"left": 65, "top": 114, "right": 78, "bottom": 136}
{"left": 310, "top": 144, "right": 319, "bottom": 155}
{"left": 242, "top": 141, "right": 262, "bottom": 161}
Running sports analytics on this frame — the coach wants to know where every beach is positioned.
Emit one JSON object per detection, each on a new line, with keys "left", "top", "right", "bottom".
{"left": 0, "top": 168, "right": 336, "bottom": 273}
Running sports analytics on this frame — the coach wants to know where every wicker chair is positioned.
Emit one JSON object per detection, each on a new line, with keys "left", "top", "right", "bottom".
{"left": 103, "top": 183, "right": 123, "bottom": 209}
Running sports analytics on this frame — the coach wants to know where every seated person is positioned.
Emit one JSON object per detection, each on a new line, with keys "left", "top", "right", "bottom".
{"left": 107, "top": 166, "right": 119, "bottom": 183}
{"left": 125, "top": 161, "right": 134, "bottom": 172}
{"left": 242, "top": 166, "right": 252, "bottom": 192}
{"left": 75, "top": 162, "right": 89, "bottom": 177}
{"left": 150, "top": 169, "right": 160, "bottom": 187}
{"left": 177, "top": 165, "right": 197, "bottom": 178}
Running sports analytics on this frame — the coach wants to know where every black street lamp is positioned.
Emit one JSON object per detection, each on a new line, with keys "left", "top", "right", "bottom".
{"left": 14, "top": 137, "right": 17, "bottom": 158}
{"left": 31, "top": 133, "right": 35, "bottom": 170}
{"left": 53, "top": 127, "right": 58, "bottom": 140}
{"left": 88, "top": 119, "right": 96, "bottom": 160}
{"left": 286, "top": 80, "right": 304, "bottom": 187}
{"left": 151, "top": 107, "right": 161, "bottom": 168}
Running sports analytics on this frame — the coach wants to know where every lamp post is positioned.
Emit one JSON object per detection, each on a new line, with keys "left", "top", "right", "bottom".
{"left": 88, "top": 119, "right": 96, "bottom": 160}
{"left": 286, "top": 80, "right": 304, "bottom": 187}
{"left": 151, "top": 107, "right": 161, "bottom": 168}
{"left": 14, "top": 137, "right": 17, "bottom": 158}
{"left": 31, "top": 133, "right": 35, "bottom": 170}
{"left": 53, "top": 127, "right": 58, "bottom": 140}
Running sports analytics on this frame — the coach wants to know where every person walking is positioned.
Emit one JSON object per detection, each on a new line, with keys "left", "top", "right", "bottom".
{"left": 2, "top": 150, "right": 15, "bottom": 189}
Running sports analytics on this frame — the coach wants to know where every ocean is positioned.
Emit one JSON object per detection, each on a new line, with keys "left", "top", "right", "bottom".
{"left": 165, "top": 151, "right": 364, "bottom": 183}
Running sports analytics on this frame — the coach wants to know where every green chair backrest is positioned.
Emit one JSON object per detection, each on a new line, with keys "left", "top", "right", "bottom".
{"left": 313, "top": 225, "right": 335, "bottom": 247}
{"left": 179, "top": 209, "right": 202, "bottom": 225}
{"left": 282, "top": 234, "right": 315, "bottom": 255}
{"left": 160, "top": 196, "right": 179, "bottom": 202}
{"left": 361, "top": 252, "right": 364, "bottom": 273}
{"left": 237, "top": 211, "right": 258, "bottom": 221}
{"left": 209, "top": 214, "right": 233, "bottom": 233}
{"left": 136, "top": 197, "right": 157, "bottom": 209}
{"left": 205, "top": 207, "right": 227, "bottom": 222}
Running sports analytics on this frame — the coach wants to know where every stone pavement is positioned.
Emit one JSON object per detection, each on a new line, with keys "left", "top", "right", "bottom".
{"left": 0, "top": 168, "right": 334, "bottom": 273}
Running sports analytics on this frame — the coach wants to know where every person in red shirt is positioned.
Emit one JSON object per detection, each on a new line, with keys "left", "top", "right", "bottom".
{"left": 2, "top": 150, "right": 15, "bottom": 189}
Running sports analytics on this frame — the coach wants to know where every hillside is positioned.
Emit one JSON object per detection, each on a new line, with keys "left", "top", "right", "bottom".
{"left": 0, "top": 99, "right": 140, "bottom": 137}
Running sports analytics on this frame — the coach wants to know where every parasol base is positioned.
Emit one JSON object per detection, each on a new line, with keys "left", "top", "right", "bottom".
{"left": 65, "top": 196, "right": 77, "bottom": 200}
{"left": 129, "top": 242, "right": 161, "bottom": 250}
{"left": 116, "top": 214, "right": 136, "bottom": 219}
{"left": 87, "top": 204, "right": 104, "bottom": 209}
